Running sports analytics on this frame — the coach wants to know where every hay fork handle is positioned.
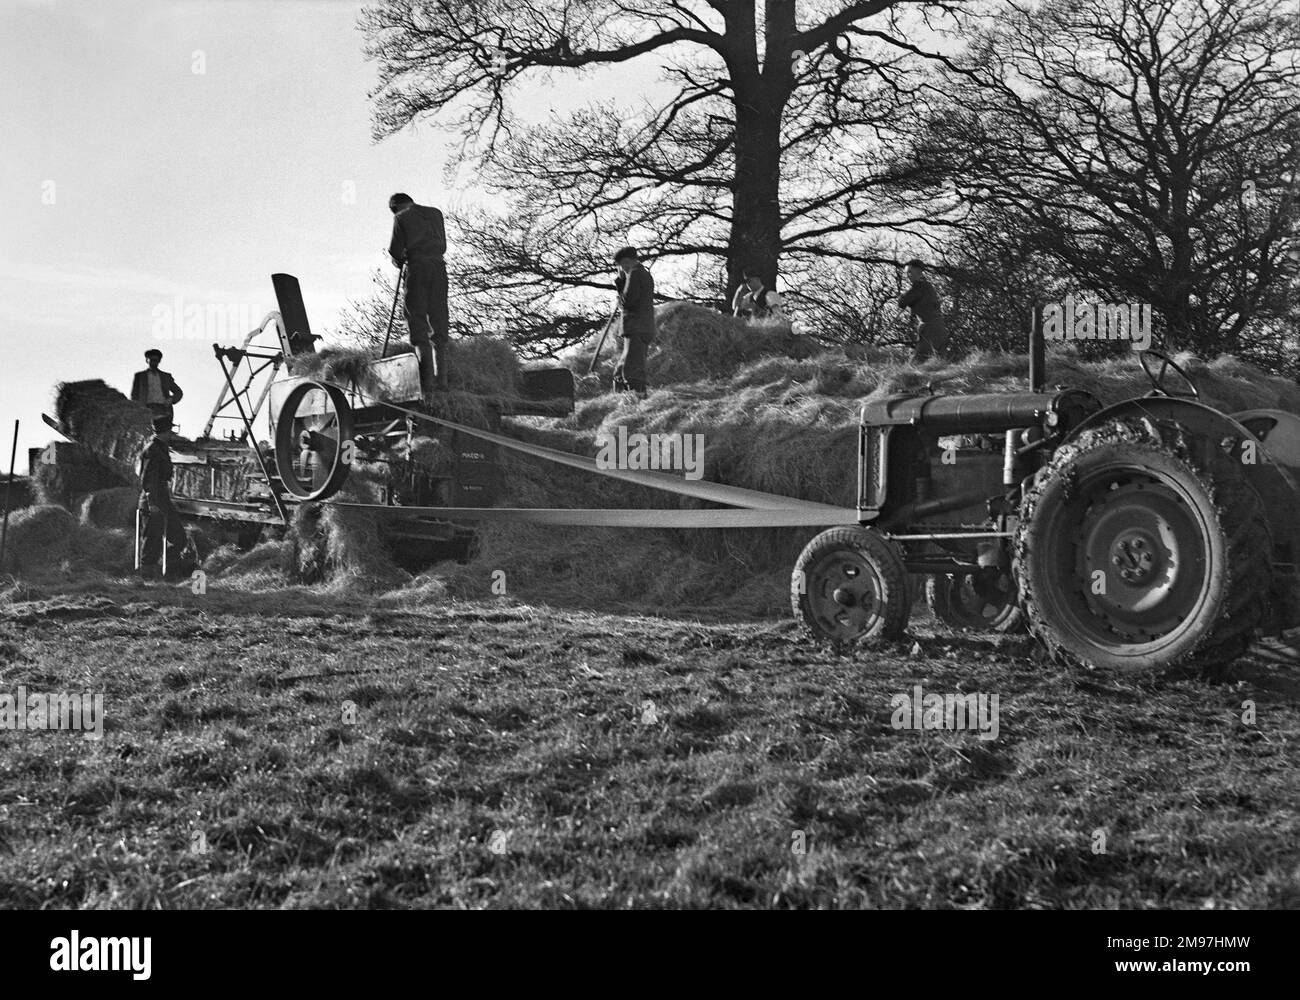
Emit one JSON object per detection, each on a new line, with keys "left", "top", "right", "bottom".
{"left": 381, "top": 264, "right": 406, "bottom": 358}
{"left": 586, "top": 299, "right": 621, "bottom": 375}
{"left": 0, "top": 420, "right": 17, "bottom": 573}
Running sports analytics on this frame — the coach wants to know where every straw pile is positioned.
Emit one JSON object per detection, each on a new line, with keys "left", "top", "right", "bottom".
{"left": 280, "top": 463, "right": 410, "bottom": 593}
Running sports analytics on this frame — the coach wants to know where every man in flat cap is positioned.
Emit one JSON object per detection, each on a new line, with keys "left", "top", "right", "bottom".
{"left": 612, "top": 247, "right": 655, "bottom": 395}
{"left": 130, "top": 349, "right": 184, "bottom": 429}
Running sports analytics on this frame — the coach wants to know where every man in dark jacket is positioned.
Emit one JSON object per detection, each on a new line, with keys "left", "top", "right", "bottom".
{"left": 389, "top": 192, "right": 450, "bottom": 395}
{"left": 898, "top": 259, "right": 950, "bottom": 362}
{"left": 612, "top": 246, "right": 655, "bottom": 394}
{"left": 130, "top": 349, "right": 184, "bottom": 427}
{"left": 137, "top": 414, "right": 188, "bottom": 579}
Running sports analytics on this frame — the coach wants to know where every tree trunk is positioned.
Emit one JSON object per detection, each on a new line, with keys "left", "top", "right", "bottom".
{"left": 722, "top": 0, "right": 796, "bottom": 306}
{"left": 727, "top": 99, "right": 784, "bottom": 303}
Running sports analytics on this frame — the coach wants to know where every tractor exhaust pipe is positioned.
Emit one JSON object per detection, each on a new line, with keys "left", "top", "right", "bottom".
{"left": 1029, "top": 302, "right": 1046, "bottom": 393}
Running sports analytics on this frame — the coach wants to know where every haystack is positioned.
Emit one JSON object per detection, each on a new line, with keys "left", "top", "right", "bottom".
{"left": 569, "top": 301, "right": 816, "bottom": 387}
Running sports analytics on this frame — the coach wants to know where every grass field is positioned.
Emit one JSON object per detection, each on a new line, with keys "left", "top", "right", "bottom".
{"left": 1, "top": 576, "right": 1297, "bottom": 909}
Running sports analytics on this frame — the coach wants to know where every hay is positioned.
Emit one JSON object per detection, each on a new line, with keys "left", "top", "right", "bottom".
{"left": 1, "top": 505, "right": 77, "bottom": 574}
{"left": 290, "top": 336, "right": 522, "bottom": 404}
{"left": 69, "top": 525, "right": 134, "bottom": 574}
{"left": 31, "top": 443, "right": 132, "bottom": 509}
{"left": 79, "top": 487, "right": 139, "bottom": 530}
{"left": 1, "top": 476, "right": 34, "bottom": 514}
{"left": 53, "top": 379, "right": 157, "bottom": 477}
{"left": 568, "top": 301, "right": 812, "bottom": 386}
{"left": 280, "top": 467, "right": 409, "bottom": 593}
{"left": 288, "top": 347, "right": 390, "bottom": 397}
{"left": 446, "top": 336, "right": 521, "bottom": 397}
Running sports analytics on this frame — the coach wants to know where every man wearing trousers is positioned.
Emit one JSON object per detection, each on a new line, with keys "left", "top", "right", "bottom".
{"left": 612, "top": 246, "right": 655, "bottom": 394}
{"left": 130, "top": 349, "right": 184, "bottom": 428}
{"left": 389, "top": 192, "right": 450, "bottom": 394}
{"left": 898, "top": 259, "right": 950, "bottom": 363}
{"left": 137, "top": 414, "right": 188, "bottom": 579}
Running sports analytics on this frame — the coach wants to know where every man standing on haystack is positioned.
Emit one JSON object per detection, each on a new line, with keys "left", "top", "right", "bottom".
{"left": 898, "top": 259, "right": 950, "bottom": 362}
{"left": 137, "top": 414, "right": 188, "bottom": 580}
{"left": 388, "top": 192, "right": 450, "bottom": 396}
{"left": 130, "top": 349, "right": 183, "bottom": 428}
{"left": 612, "top": 246, "right": 656, "bottom": 395}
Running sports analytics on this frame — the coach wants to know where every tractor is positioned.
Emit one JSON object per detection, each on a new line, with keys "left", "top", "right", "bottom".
{"left": 792, "top": 322, "right": 1300, "bottom": 672}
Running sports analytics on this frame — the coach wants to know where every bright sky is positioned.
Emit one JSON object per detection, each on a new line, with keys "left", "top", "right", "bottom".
{"left": 1, "top": 0, "right": 665, "bottom": 470}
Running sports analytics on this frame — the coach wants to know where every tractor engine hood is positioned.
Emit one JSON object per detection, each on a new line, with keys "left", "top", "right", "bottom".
{"left": 860, "top": 389, "right": 1100, "bottom": 434}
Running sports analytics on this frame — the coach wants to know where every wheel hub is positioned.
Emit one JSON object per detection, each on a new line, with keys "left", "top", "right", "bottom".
{"left": 1075, "top": 478, "right": 1203, "bottom": 641}
{"left": 1108, "top": 529, "right": 1161, "bottom": 584}
{"left": 807, "top": 555, "right": 882, "bottom": 640}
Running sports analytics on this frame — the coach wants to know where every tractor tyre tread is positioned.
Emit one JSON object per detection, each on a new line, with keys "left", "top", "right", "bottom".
{"left": 1014, "top": 416, "right": 1270, "bottom": 674}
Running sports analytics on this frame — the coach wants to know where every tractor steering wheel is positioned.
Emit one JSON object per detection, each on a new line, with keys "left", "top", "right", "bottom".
{"left": 1139, "top": 350, "right": 1199, "bottom": 399}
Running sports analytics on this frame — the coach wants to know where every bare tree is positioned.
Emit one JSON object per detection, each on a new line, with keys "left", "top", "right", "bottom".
{"left": 359, "top": 0, "right": 960, "bottom": 345}
{"left": 894, "top": 0, "right": 1300, "bottom": 363}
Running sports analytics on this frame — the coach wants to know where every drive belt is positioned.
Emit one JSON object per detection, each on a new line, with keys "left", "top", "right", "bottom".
{"left": 323, "top": 385, "right": 859, "bottom": 528}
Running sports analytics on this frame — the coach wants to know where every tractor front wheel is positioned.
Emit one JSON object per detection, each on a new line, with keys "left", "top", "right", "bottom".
{"left": 792, "top": 526, "right": 910, "bottom": 646}
{"left": 1015, "top": 417, "right": 1270, "bottom": 673}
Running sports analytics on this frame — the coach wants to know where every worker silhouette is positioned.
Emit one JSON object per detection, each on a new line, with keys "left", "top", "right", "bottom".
{"left": 130, "top": 349, "right": 183, "bottom": 428}
{"left": 389, "top": 192, "right": 450, "bottom": 395}
{"left": 898, "top": 260, "right": 950, "bottom": 362}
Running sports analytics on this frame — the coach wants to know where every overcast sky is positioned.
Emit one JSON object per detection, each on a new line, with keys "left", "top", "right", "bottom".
{"left": 1, "top": 0, "right": 662, "bottom": 468}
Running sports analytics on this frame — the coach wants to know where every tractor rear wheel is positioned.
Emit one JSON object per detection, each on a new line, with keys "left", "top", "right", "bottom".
{"left": 1014, "top": 416, "right": 1270, "bottom": 673}
{"left": 925, "top": 571, "right": 1024, "bottom": 633}
{"left": 792, "top": 526, "right": 910, "bottom": 646}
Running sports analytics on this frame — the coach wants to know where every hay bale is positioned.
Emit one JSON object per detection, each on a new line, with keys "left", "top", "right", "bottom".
{"left": 54, "top": 380, "right": 156, "bottom": 477}
{"left": 1, "top": 476, "right": 34, "bottom": 514}
{"left": 31, "top": 442, "right": 132, "bottom": 509}
{"left": 79, "top": 487, "right": 139, "bottom": 530}
{"left": 1, "top": 505, "right": 77, "bottom": 574}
